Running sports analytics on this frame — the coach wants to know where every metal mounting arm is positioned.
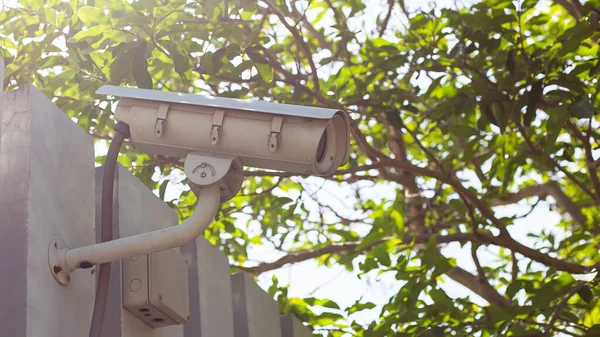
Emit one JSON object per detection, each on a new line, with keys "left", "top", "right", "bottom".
{"left": 49, "top": 153, "right": 244, "bottom": 286}
{"left": 49, "top": 184, "right": 221, "bottom": 285}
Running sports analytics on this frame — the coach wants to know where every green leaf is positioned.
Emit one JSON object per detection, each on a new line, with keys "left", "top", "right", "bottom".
{"left": 506, "top": 49, "right": 515, "bottom": 76}
{"left": 132, "top": 42, "right": 153, "bottom": 89}
{"left": 42, "top": 7, "right": 57, "bottom": 26}
{"left": 558, "top": 310, "right": 580, "bottom": 324}
{"left": 312, "top": 311, "right": 344, "bottom": 326}
{"left": 545, "top": 106, "right": 569, "bottom": 148}
{"left": 112, "top": 6, "right": 152, "bottom": 27}
{"left": 305, "top": 297, "right": 340, "bottom": 309}
{"left": 483, "top": 103, "right": 499, "bottom": 127}
{"left": 559, "top": 22, "right": 594, "bottom": 55}
{"left": 77, "top": 6, "right": 110, "bottom": 26}
{"left": 390, "top": 209, "right": 404, "bottom": 235}
{"left": 210, "top": 47, "right": 227, "bottom": 74}
{"left": 585, "top": 324, "right": 600, "bottom": 337}
{"left": 569, "top": 96, "right": 596, "bottom": 119}
{"left": 69, "top": 0, "right": 78, "bottom": 11}
{"left": 578, "top": 285, "right": 594, "bottom": 303}
{"left": 156, "top": 23, "right": 190, "bottom": 39}
{"left": 589, "top": 60, "right": 600, "bottom": 77}
{"left": 70, "top": 25, "right": 108, "bottom": 41}
{"left": 109, "top": 46, "right": 136, "bottom": 85}
{"left": 385, "top": 110, "right": 403, "bottom": 129}
{"left": 162, "top": 40, "right": 192, "bottom": 81}
{"left": 524, "top": 80, "right": 543, "bottom": 126}
{"left": 372, "top": 245, "right": 391, "bottom": 267}
{"left": 429, "top": 289, "right": 453, "bottom": 308}
{"left": 448, "top": 42, "right": 463, "bottom": 58}
{"left": 159, "top": 179, "right": 169, "bottom": 200}
{"left": 402, "top": 104, "right": 419, "bottom": 113}
{"left": 497, "top": 321, "right": 511, "bottom": 335}
{"left": 347, "top": 301, "right": 376, "bottom": 315}
{"left": 356, "top": 227, "right": 386, "bottom": 251}
{"left": 272, "top": 197, "right": 294, "bottom": 209}
{"left": 450, "top": 125, "right": 476, "bottom": 138}
{"left": 247, "top": 51, "right": 273, "bottom": 83}
{"left": 425, "top": 76, "right": 444, "bottom": 97}
{"left": 545, "top": 89, "right": 572, "bottom": 100}
{"left": 22, "top": 0, "right": 43, "bottom": 9}
{"left": 505, "top": 281, "right": 523, "bottom": 299}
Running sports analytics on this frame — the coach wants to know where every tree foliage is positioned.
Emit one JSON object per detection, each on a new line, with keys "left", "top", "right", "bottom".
{"left": 2, "top": 0, "right": 600, "bottom": 335}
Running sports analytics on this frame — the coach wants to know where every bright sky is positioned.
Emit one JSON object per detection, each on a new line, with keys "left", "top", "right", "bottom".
{"left": 2, "top": 0, "right": 569, "bottom": 333}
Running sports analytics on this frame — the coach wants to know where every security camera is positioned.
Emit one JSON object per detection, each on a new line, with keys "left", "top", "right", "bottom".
{"left": 49, "top": 86, "right": 351, "bottom": 286}
{"left": 96, "top": 85, "right": 350, "bottom": 176}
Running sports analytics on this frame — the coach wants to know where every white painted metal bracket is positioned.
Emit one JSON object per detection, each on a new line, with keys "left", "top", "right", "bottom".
{"left": 268, "top": 116, "right": 283, "bottom": 152}
{"left": 48, "top": 183, "right": 219, "bottom": 284}
{"left": 154, "top": 103, "right": 170, "bottom": 137}
{"left": 184, "top": 152, "right": 244, "bottom": 203}
{"left": 48, "top": 154, "right": 244, "bottom": 285}
{"left": 210, "top": 109, "right": 225, "bottom": 145}
{"left": 48, "top": 239, "right": 71, "bottom": 285}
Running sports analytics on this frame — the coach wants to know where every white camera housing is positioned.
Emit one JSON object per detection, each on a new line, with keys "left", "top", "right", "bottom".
{"left": 96, "top": 86, "right": 350, "bottom": 176}
{"left": 46, "top": 86, "right": 351, "bottom": 289}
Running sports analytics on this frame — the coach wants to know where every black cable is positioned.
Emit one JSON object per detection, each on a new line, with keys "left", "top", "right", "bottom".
{"left": 89, "top": 122, "right": 130, "bottom": 337}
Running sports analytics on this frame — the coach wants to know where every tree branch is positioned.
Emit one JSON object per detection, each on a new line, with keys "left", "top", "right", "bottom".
{"left": 543, "top": 282, "right": 587, "bottom": 336}
{"left": 566, "top": 120, "right": 600, "bottom": 204}
{"left": 378, "top": 157, "right": 510, "bottom": 235}
{"left": 244, "top": 163, "right": 383, "bottom": 178}
{"left": 386, "top": 122, "right": 426, "bottom": 232}
{"left": 554, "top": 0, "right": 583, "bottom": 20}
{"left": 491, "top": 234, "right": 589, "bottom": 274}
{"left": 233, "top": 232, "right": 478, "bottom": 275}
{"left": 233, "top": 228, "right": 591, "bottom": 275}
{"left": 265, "top": 1, "right": 321, "bottom": 92}
{"left": 378, "top": 0, "right": 394, "bottom": 37}
{"left": 518, "top": 125, "right": 596, "bottom": 200}
{"left": 491, "top": 182, "right": 589, "bottom": 230}
{"left": 288, "top": 5, "right": 333, "bottom": 50}
{"left": 445, "top": 266, "right": 510, "bottom": 308}
{"left": 245, "top": 161, "right": 591, "bottom": 274}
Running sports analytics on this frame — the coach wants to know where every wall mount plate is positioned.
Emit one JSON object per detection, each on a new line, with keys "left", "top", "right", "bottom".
{"left": 48, "top": 239, "right": 70, "bottom": 286}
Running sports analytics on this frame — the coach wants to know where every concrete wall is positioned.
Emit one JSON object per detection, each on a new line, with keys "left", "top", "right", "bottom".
{"left": 181, "top": 237, "right": 235, "bottom": 337}
{"left": 103, "top": 166, "right": 237, "bottom": 337}
{"left": 0, "top": 85, "right": 312, "bottom": 337}
{"left": 0, "top": 86, "right": 96, "bottom": 337}
{"left": 281, "top": 315, "right": 313, "bottom": 337}
{"left": 98, "top": 165, "right": 183, "bottom": 337}
{"left": 232, "top": 273, "right": 282, "bottom": 337}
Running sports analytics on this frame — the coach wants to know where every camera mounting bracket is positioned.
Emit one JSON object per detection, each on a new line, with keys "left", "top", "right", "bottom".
{"left": 49, "top": 153, "right": 243, "bottom": 285}
{"left": 183, "top": 153, "right": 244, "bottom": 203}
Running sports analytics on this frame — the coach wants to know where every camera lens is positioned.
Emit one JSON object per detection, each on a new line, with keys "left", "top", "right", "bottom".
{"left": 316, "top": 131, "right": 328, "bottom": 163}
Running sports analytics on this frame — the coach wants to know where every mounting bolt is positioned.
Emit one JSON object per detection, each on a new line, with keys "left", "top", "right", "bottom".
{"left": 158, "top": 295, "right": 163, "bottom": 301}
{"left": 49, "top": 239, "right": 71, "bottom": 286}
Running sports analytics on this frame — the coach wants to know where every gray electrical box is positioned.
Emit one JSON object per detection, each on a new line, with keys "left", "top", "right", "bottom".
{"left": 123, "top": 248, "right": 190, "bottom": 328}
